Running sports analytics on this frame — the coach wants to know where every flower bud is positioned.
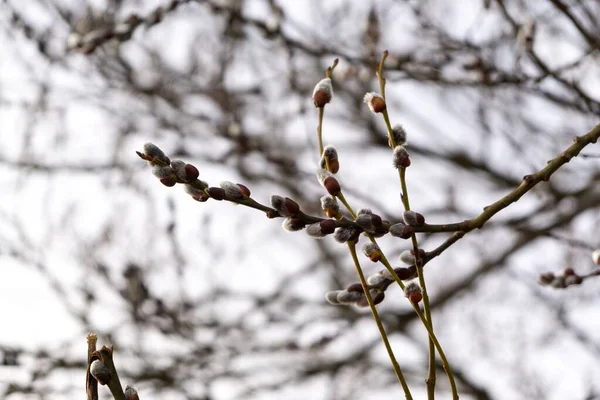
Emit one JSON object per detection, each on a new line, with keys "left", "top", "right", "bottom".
{"left": 271, "top": 195, "right": 300, "bottom": 217}
{"left": 142, "top": 142, "right": 170, "bottom": 165}
{"left": 402, "top": 210, "right": 425, "bottom": 227}
{"left": 393, "top": 145, "right": 411, "bottom": 168}
{"left": 124, "top": 385, "right": 139, "bottom": 400}
{"left": 152, "top": 165, "right": 175, "bottom": 179}
{"left": 160, "top": 177, "right": 177, "bottom": 187}
{"left": 90, "top": 359, "right": 111, "bottom": 385}
{"left": 404, "top": 281, "right": 422, "bottom": 305}
{"left": 371, "top": 219, "right": 390, "bottom": 238}
{"left": 334, "top": 227, "right": 360, "bottom": 243}
{"left": 324, "top": 177, "right": 341, "bottom": 195}
{"left": 362, "top": 242, "right": 382, "bottom": 262}
{"left": 389, "top": 124, "right": 408, "bottom": 147}
{"left": 363, "top": 92, "right": 386, "bottom": 113}
{"left": 317, "top": 169, "right": 341, "bottom": 195}
{"left": 320, "top": 195, "right": 340, "bottom": 218}
{"left": 381, "top": 266, "right": 416, "bottom": 281}
{"left": 389, "top": 222, "right": 413, "bottom": 239}
{"left": 170, "top": 160, "right": 197, "bottom": 182}
{"left": 184, "top": 184, "right": 210, "bottom": 202}
{"left": 207, "top": 187, "right": 226, "bottom": 200}
{"left": 399, "top": 250, "right": 415, "bottom": 265}
{"left": 372, "top": 290, "right": 385, "bottom": 305}
{"left": 356, "top": 289, "right": 384, "bottom": 307}
{"left": 185, "top": 164, "right": 199, "bottom": 181}
{"left": 237, "top": 183, "right": 251, "bottom": 198}
{"left": 337, "top": 290, "right": 364, "bottom": 304}
{"left": 320, "top": 145, "right": 339, "bottom": 173}
{"left": 592, "top": 249, "right": 600, "bottom": 265}
{"left": 325, "top": 290, "right": 343, "bottom": 305}
{"left": 306, "top": 219, "right": 337, "bottom": 238}
{"left": 346, "top": 283, "right": 364, "bottom": 293}
{"left": 312, "top": 78, "right": 333, "bottom": 108}
{"left": 220, "top": 181, "right": 245, "bottom": 201}
{"left": 355, "top": 214, "right": 374, "bottom": 232}
{"left": 367, "top": 272, "right": 388, "bottom": 286}
{"left": 282, "top": 218, "right": 306, "bottom": 232}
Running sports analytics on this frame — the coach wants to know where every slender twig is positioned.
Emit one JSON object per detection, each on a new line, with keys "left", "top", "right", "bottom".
{"left": 98, "top": 346, "right": 126, "bottom": 400}
{"left": 317, "top": 107, "right": 325, "bottom": 156}
{"left": 418, "top": 124, "right": 600, "bottom": 263}
{"left": 412, "top": 305, "right": 459, "bottom": 400}
{"left": 348, "top": 242, "right": 413, "bottom": 399}
{"left": 377, "top": 51, "right": 437, "bottom": 399}
{"left": 86, "top": 333, "right": 99, "bottom": 400}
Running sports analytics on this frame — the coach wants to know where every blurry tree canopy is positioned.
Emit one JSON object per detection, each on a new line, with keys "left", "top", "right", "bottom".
{"left": 1, "top": 0, "right": 599, "bottom": 399}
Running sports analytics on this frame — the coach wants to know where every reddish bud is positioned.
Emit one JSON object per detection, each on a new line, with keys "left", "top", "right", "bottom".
{"left": 160, "top": 177, "right": 177, "bottom": 187}
{"left": 185, "top": 164, "right": 199, "bottom": 181}
{"left": 346, "top": 283, "right": 365, "bottom": 293}
{"left": 372, "top": 290, "right": 385, "bottom": 305}
{"left": 362, "top": 242, "right": 382, "bottom": 262}
{"left": 391, "top": 266, "right": 417, "bottom": 280}
{"left": 320, "top": 219, "right": 337, "bottom": 234}
{"left": 282, "top": 218, "right": 306, "bottom": 232}
{"left": 393, "top": 145, "right": 411, "bottom": 168}
{"left": 363, "top": 92, "right": 386, "bottom": 113}
{"left": 402, "top": 210, "right": 425, "bottom": 227}
{"left": 124, "top": 385, "right": 139, "bottom": 400}
{"left": 324, "top": 177, "right": 341, "bottom": 195}
{"left": 312, "top": 78, "right": 333, "bottom": 108}
{"left": 207, "top": 187, "right": 226, "bottom": 200}
{"left": 389, "top": 222, "right": 413, "bottom": 239}
{"left": 404, "top": 282, "right": 422, "bottom": 305}
{"left": 237, "top": 183, "right": 251, "bottom": 198}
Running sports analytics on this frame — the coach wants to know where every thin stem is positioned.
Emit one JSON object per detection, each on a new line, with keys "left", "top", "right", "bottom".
{"left": 412, "top": 304, "right": 459, "bottom": 400}
{"left": 400, "top": 169, "right": 437, "bottom": 399}
{"left": 86, "top": 333, "right": 99, "bottom": 400}
{"left": 317, "top": 107, "right": 324, "bottom": 156}
{"left": 335, "top": 192, "right": 357, "bottom": 219}
{"left": 376, "top": 50, "right": 439, "bottom": 398}
{"left": 98, "top": 346, "right": 126, "bottom": 400}
{"left": 376, "top": 50, "right": 389, "bottom": 99}
{"left": 348, "top": 242, "right": 413, "bottom": 399}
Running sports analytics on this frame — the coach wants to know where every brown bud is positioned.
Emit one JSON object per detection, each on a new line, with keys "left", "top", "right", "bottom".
{"left": 160, "top": 177, "right": 177, "bottom": 187}
{"left": 320, "top": 219, "right": 337, "bottom": 235}
{"left": 284, "top": 197, "right": 300, "bottom": 216}
{"left": 392, "top": 266, "right": 417, "bottom": 280}
{"left": 363, "top": 92, "right": 386, "bottom": 113}
{"left": 327, "top": 159, "right": 340, "bottom": 174}
{"left": 372, "top": 290, "right": 385, "bottom": 305}
{"left": 185, "top": 164, "right": 199, "bottom": 181}
{"left": 404, "top": 282, "right": 422, "bottom": 305}
{"left": 313, "top": 90, "right": 331, "bottom": 108}
{"left": 237, "top": 183, "right": 251, "bottom": 198}
{"left": 346, "top": 283, "right": 364, "bottom": 293}
{"left": 324, "top": 177, "right": 341, "bottom": 195}
{"left": 207, "top": 187, "right": 226, "bottom": 200}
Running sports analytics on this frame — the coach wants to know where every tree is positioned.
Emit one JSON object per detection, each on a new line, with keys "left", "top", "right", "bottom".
{"left": 1, "top": 1, "right": 599, "bottom": 399}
